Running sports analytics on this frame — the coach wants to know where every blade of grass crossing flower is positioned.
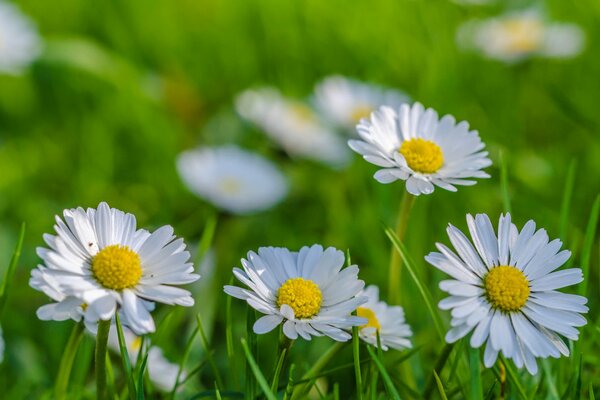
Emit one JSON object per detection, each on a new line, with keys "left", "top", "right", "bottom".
{"left": 468, "top": 347, "right": 482, "bottom": 400}
{"left": 352, "top": 325, "right": 364, "bottom": 400}
{"left": 559, "top": 159, "right": 577, "bottom": 240}
{"left": 579, "top": 195, "right": 600, "bottom": 296}
{"left": 55, "top": 322, "right": 85, "bottom": 400}
{"left": 385, "top": 227, "right": 445, "bottom": 340}
{"left": 197, "top": 314, "right": 224, "bottom": 390}
{"left": 115, "top": 313, "right": 137, "bottom": 400}
{"left": 499, "top": 150, "right": 511, "bottom": 213}
{"left": 136, "top": 351, "right": 149, "bottom": 400}
{"left": 95, "top": 319, "right": 111, "bottom": 400}
{"left": 433, "top": 371, "right": 449, "bottom": 400}
{"left": 0, "top": 223, "right": 25, "bottom": 320}
{"left": 366, "top": 345, "right": 401, "bottom": 400}
{"left": 240, "top": 338, "right": 278, "bottom": 400}
{"left": 245, "top": 307, "right": 257, "bottom": 400}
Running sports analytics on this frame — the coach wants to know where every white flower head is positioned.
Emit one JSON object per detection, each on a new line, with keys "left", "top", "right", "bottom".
{"left": 224, "top": 245, "right": 368, "bottom": 341}
{"left": 313, "top": 76, "right": 410, "bottom": 131}
{"left": 426, "top": 213, "right": 588, "bottom": 374}
{"left": 349, "top": 102, "right": 492, "bottom": 195}
{"left": 356, "top": 285, "right": 412, "bottom": 351}
{"left": 0, "top": 1, "right": 42, "bottom": 74}
{"left": 457, "top": 10, "right": 584, "bottom": 62}
{"left": 235, "top": 88, "right": 350, "bottom": 167}
{"left": 31, "top": 202, "right": 200, "bottom": 335}
{"left": 177, "top": 145, "right": 288, "bottom": 215}
{"left": 108, "top": 326, "right": 182, "bottom": 392}
{"left": 30, "top": 267, "right": 85, "bottom": 322}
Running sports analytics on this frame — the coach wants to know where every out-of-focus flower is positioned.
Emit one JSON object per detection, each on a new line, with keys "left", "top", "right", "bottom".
{"left": 457, "top": 10, "right": 584, "bottom": 62}
{"left": 31, "top": 202, "right": 199, "bottom": 335}
{"left": 0, "top": 1, "right": 42, "bottom": 74}
{"left": 177, "top": 146, "right": 288, "bottom": 215}
{"left": 236, "top": 88, "right": 350, "bottom": 167}
{"left": 356, "top": 285, "right": 412, "bottom": 351}
{"left": 349, "top": 102, "right": 491, "bottom": 195}
{"left": 426, "top": 213, "right": 588, "bottom": 374}
{"left": 225, "top": 245, "right": 367, "bottom": 341}
{"left": 108, "top": 326, "right": 182, "bottom": 392}
{"left": 313, "top": 76, "right": 409, "bottom": 131}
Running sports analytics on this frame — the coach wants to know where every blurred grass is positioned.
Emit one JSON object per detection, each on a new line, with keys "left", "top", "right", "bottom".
{"left": 0, "top": 0, "right": 599, "bottom": 398}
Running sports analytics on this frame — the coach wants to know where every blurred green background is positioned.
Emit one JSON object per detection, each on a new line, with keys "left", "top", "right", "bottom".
{"left": 1, "top": 0, "right": 600, "bottom": 398}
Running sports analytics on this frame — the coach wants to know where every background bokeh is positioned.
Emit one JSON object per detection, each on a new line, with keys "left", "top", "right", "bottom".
{"left": 1, "top": 0, "right": 599, "bottom": 398}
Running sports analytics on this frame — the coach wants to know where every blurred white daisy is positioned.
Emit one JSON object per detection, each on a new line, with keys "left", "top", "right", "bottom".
{"left": 348, "top": 102, "right": 491, "bottom": 195}
{"left": 426, "top": 213, "right": 588, "bottom": 374}
{"left": 32, "top": 202, "right": 199, "bottom": 335}
{"left": 224, "top": 245, "right": 367, "bottom": 341}
{"left": 457, "top": 10, "right": 584, "bottom": 62}
{"left": 236, "top": 88, "right": 350, "bottom": 167}
{"left": 0, "top": 1, "right": 42, "bottom": 74}
{"left": 108, "top": 326, "right": 182, "bottom": 392}
{"left": 356, "top": 285, "right": 412, "bottom": 351}
{"left": 313, "top": 76, "right": 410, "bottom": 131}
{"left": 177, "top": 145, "right": 288, "bottom": 215}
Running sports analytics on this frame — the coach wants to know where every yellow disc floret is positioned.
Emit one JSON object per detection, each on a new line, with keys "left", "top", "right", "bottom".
{"left": 350, "top": 105, "right": 373, "bottom": 123}
{"left": 357, "top": 307, "right": 381, "bottom": 331}
{"left": 398, "top": 138, "right": 444, "bottom": 174}
{"left": 277, "top": 277, "right": 322, "bottom": 319}
{"left": 484, "top": 266, "right": 530, "bottom": 312}
{"left": 91, "top": 245, "right": 142, "bottom": 290}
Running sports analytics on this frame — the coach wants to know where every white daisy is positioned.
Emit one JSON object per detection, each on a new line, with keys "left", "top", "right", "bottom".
{"left": 426, "top": 213, "right": 588, "bottom": 374}
{"left": 0, "top": 1, "right": 42, "bottom": 74}
{"left": 30, "top": 267, "right": 85, "bottom": 322}
{"left": 235, "top": 88, "right": 350, "bottom": 167}
{"left": 108, "top": 326, "right": 182, "bottom": 392}
{"left": 313, "top": 76, "right": 410, "bottom": 131}
{"left": 224, "top": 245, "right": 367, "bottom": 341}
{"left": 348, "top": 102, "right": 491, "bottom": 195}
{"left": 356, "top": 285, "right": 412, "bottom": 351}
{"left": 457, "top": 10, "right": 584, "bottom": 62}
{"left": 177, "top": 145, "right": 288, "bottom": 215}
{"left": 32, "top": 202, "right": 200, "bottom": 335}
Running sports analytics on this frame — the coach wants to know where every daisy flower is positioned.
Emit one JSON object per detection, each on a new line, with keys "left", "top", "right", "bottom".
{"left": 30, "top": 267, "right": 85, "bottom": 323}
{"left": 313, "top": 76, "right": 410, "bottom": 131}
{"left": 32, "top": 202, "right": 200, "bottom": 335}
{"left": 224, "top": 245, "right": 367, "bottom": 341}
{"left": 108, "top": 326, "right": 182, "bottom": 392}
{"left": 0, "top": 1, "right": 42, "bottom": 74}
{"left": 426, "top": 213, "right": 588, "bottom": 374}
{"left": 356, "top": 285, "right": 412, "bottom": 351}
{"left": 177, "top": 145, "right": 288, "bottom": 215}
{"left": 457, "top": 10, "right": 584, "bottom": 62}
{"left": 235, "top": 88, "right": 350, "bottom": 167}
{"left": 348, "top": 102, "right": 491, "bottom": 195}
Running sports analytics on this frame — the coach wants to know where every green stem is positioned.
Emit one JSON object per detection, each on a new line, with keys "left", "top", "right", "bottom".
{"left": 55, "top": 322, "right": 85, "bottom": 400}
{"left": 423, "top": 343, "right": 454, "bottom": 399}
{"left": 291, "top": 341, "right": 347, "bottom": 399}
{"left": 271, "top": 333, "right": 293, "bottom": 393}
{"left": 95, "top": 319, "right": 111, "bottom": 400}
{"left": 388, "top": 193, "right": 416, "bottom": 304}
{"left": 352, "top": 326, "right": 363, "bottom": 400}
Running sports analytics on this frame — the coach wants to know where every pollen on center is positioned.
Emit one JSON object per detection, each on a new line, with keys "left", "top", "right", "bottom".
{"left": 277, "top": 277, "right": 322, "bottom": 319}
{"left": 357, "top": 307, "right": 381, "bottom": 331}
{"left": 398, "top": 138, "right": 444, "bottom": 174}
{"left": 91, "top": 244, "right": 142, "bottom": 290}
{"left": 484, "top": 265, "right": 530, "bottom": 312}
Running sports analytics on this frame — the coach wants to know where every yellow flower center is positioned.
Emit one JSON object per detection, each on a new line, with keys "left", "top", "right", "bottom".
{"left": 357, "top": 307, "right": 381, "bottom": 331}
{"left": 131, "top": 336, "right": 143, "bottom": 352}
{"left": 502, "top": 19, "right": 544, "bottom": 53}
{"left": 277, "top": 277, "right": 322, "bottom": 319}
{"left": 219, "top": 178, "right": 242, "bottom": 195}
{"left": 292, "top": 104, "right": 316, "bottom": 124}
{"left": 398, "top": 138, "right": 444, "bottom": 174}
{"left": 91, "top": 245, "right": 142, "bottom": 290}
{"left": 350, "top": 105, "right": 373, "bottom": 123}
{"left": 484, "top": 266, "right": 530, "bottom": 312}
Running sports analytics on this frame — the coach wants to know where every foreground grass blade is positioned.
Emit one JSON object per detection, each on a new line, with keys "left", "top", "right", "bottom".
{"left": 366, "top": 345, "right": 401, "bottom": 400}
{"left": 270, "top": 347, "right": 288, "bottom": 394}
{"left": 352, "top": 326, "right": 364, "bottom": 400}
{"left": 579, "top": 195, "right": 600, "bottom": 296}
{"left": 0, "top": 223, "right": 25, "bottom": 320}
{"left": 197, "top": 314, "right": 225, "bottom": 390}
{"left": 170, "top": 318, "right": 200, "bottom": 399}
{"left": 136, "top": 351, "right": 149, "bottom": 400}
{"left": 433, "top": 371, "right": 449, "bottom": 400}
{"left": 468, "top": 347, "right": 483, "bottom": 400}
{"left": 385, "top": 227, "right": 445, "bottom": 340}
{"left": 423, "top": 343, "right": 454, "bottom": 399}
{"left": 559, "top": 160, "right": 577, "bottom": 240}
{"left": 241, "top": 338, "right": 278, "bottom": 400}
{"left": 115, "top": 313, "right": 137, "bottom": 400}
{"left": 245, "top": 307, "right": 257, "bottom": 400}
{"left": 290, "top": 341, "right": 346, "bottom": 398}
{"left": 499, "top": 358, "right": 527, "bottom": 400}
{"left": 55, "top": 322, "right": 85, "bottom": 400}
{"left": 95, "top": 319, "right": 111, "bottom": 400}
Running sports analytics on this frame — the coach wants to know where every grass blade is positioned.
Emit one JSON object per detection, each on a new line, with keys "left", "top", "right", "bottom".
{"left": 385, "top": 227, "right": 445, "bottom": 340}
{"left": 170, "top": 317, "right": 200, "bottom": 399}
{"left": 366, "top": 346, "right": 401, "bottom": 400}
{"left": 283, "top": 364, "right": 296, "bottom": 400}
{"left": 245, "top": 307, "right": 257, "bottom": 400}
{"left": 352, "top": 325, "right": 364, "bottom": 400}
{"left": 468, "top": 347, "right": 482, "bottom": 400}
{"left": 433, "top": 371, "right": 449, "bottom": 400}
{"left": 499, "top": 358, "right": 527, "bottom": 400}
{"left": 499, "top": 150, "right": 511, "bottom": 213}
{"left": 197, "top": 314, "right": 224, "bottom": 390}
{"left": 559, "top": 160, "right": 577, "bottom": 240}
{"left": 270, "top": 347, "right": 288, "bottom": 394}
{"left": 240, "top": 338, "right": 278, "bottom": 400}
{"left": 136, "top": 350, "right": 149, "bottom": 400}
{"left": 579, "top": 195, "right": 600, "bottom": 296}
{"left": 0, "top": 222, "right": 25, "bottom": 320}
{"left": 115, "top": 313, "right": 137, "bottom": 400}
{"left": 54, "top": 322, "right": 85, "bottom": 400}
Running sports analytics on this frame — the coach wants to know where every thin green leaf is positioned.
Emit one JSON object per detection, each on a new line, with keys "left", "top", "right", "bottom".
{"left": 433, "top": 371, "right": 449, "bottom": 400}
{"left": 423, "top": 343, "right": 454, "bottom": 399}
{"left": 590, "top": 383, "right": 595, "bottom": 400}
{"left": 468, "top": 347, "right": 482, "bottom": 400}
{"left": 54, "top": 322, "right": 85, "bottom": 400}
{"left": 0, "top": 222, "right": 25, "bottom": 320}
{"left": 240, "top": 338, "right": 278, "bottom": 400}
{"left": 215, "top": 383, "right": 222, "bottom": 400}
{"left": 197, "top": 314, "right": 224, "bottom": 390}
{"left": 136, "top": 351, "right": 149, "bottom": 400}
{"left": 385, "top": 227, "right": 445, "bottom": 339}
{"left": 559, "top": 160, "right": 577, "bottom": 240}
{"left": 188, "top": 391, "right": 244, "bottom": 399}
{"left": 353, "top": 325, "right": 364, "bottom": 400}
{"left": 283, "top": 364, "right": 296, "bottom": 400}
{"left": 245, "top": 307, "right": 257, "bottom": 400}
{"left": 194, "top": 212, "right": 218, "bottom": 266}
{"left": 499, "top": 358, "right": 527, "bottom": 400}
{"left": 580, "top": 195, "right": 600, "bottom": 295}
{"left": 499, "top": 150, "right": 511, "bottom": 214}
{"left": 170, "top": 317, "right": 200, "bottom": 399}
{"left": 366, "top": 346, "right": 401, "bottom": 400}
{"left": 115, "top": 313, "right": 137, "bottom": 400}
{"left": 270, "top": 348, "right": 287, "bottom": 394}
{"left": 541, "top": 359, "right": 560, "bottom": 399}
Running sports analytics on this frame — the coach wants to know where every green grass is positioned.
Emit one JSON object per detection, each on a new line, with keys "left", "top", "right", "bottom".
{"left": 1, "top": 0, "right": 600, "bottom": 398}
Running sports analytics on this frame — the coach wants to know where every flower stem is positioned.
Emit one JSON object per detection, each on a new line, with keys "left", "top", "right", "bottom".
{"left": 55, "top": 321, "right": 85, "bottom": 400}
{"left": 352, "top": 326, "right": 363, "bottom": 400}
{"left": 388, "top": 192, "right": 416, "bottom": 304}
{"left": 290, "top": 341, "right": 346, "bottom": 399}
{"left": 95, "top": 319, "right": 111, "bottom": 400}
